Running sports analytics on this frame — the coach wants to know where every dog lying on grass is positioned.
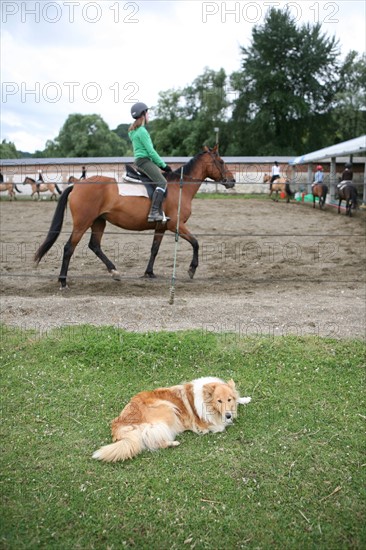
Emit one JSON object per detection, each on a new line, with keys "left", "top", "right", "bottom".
{"left": 93, "top": 376, "right": 251, "bottom": 463}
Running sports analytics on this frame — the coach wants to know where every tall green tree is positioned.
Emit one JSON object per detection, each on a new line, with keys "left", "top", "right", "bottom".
{"left": 228, "top": 7, "right": 340, "bottom": 155}
{"left": 332, "top": 51, "right": 366, "bottom": 142}
{"left": 37, "top": 114, "right": 127, "bottom": 157}
{"left": 0, "top": 139, "right": 20, "bottom": 159}
{"left": 151, "top": 68, "right": 230, "bottom": 155}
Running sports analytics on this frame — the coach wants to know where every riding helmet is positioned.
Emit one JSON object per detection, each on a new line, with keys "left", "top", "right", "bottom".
{"left": 316, "top": 165, "right": 323, "bottom": 171}
{"left": 345, "top": 162, "right": 352, "bottom": 169}
{"left": 131, "top": 102, "right": 149, "bottom": 119}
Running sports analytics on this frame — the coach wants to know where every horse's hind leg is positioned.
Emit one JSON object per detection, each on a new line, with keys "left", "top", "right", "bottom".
{"left": 59, "top": 225, "right": 90, "bottom": 289}
{"left": 88, "top": 218, "right": 121, "bottom": 280}
{"left": 144, "top": 227, "right": 166, "bottom": 278}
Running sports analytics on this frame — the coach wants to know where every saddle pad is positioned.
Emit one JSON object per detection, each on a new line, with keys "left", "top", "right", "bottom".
{"left": 118, "top": 180, "right": 149, "bottom": 198}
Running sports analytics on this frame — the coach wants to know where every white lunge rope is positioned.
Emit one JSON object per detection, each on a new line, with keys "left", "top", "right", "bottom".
{"left": 169, "top": 167, "right": 184, "bottom": 305}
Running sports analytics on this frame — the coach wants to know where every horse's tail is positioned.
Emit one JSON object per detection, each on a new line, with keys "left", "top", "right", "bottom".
{"left": 55, "top": 183, "right": 62, "bottom": 195}
{"left": 285, "top": 182, "right": 294, "bottom": 196}
{"left": 34, "top": 185, "right": 73, "bottom": 264}
{"left": 322, "top": 185, "right": 328, "bottom": 199}
{"left": 13, "top": 184, "right": 22, "bottom": 193}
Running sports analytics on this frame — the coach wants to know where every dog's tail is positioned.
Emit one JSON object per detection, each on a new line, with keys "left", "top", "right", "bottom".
{"left": 92, "top": 422, "right": 176, "bottom": 463}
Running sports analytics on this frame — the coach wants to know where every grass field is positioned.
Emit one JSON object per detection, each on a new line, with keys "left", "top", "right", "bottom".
{"left": 1, "top": 325, "right": 365, "bottom": 549}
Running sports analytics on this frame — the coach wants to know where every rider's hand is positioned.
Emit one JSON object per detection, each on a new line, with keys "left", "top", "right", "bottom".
{"left": 162, "top": 165, "right": 172, "bottom": 173}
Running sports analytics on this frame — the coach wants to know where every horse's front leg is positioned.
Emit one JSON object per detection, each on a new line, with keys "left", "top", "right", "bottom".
{"left": 338, "top": 199, "right": 341, "bottom": 214}
{"left": 178, "top": 224, "right": 199, "bottom": 279}
{"left": 144, "top": 227, "right": 166, "bottom": 278}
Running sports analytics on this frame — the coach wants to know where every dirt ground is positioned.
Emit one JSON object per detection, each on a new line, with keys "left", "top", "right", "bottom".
{"left": 1, "top": 197, "right": 365, "bottom": 338}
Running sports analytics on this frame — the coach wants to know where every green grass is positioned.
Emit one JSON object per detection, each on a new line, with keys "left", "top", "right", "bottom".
{"left": 1, "top": 325, "right": 365, "bottom": 549}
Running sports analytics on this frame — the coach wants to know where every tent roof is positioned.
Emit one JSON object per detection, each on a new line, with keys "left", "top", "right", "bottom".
{"left": 289, "top": 135, "right": 366, "bottom": 165}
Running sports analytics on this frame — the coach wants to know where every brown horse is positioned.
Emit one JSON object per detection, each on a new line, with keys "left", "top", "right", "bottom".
{"left": 337, "top": 182, "right": 358, "bottom": 216}
{"left": 23, "top": 177, "right": 62, "bottom": 200}
{"left": 34, "top": 146, "right": 235, "bottom": 288}
{"left": 0, "top": 182, "right": 22, "bottom": 200}
{"left": 263, "top": 174, "right": 294, "bottom": 203}
{"left": 312, "top": 183, "right": 328, "bottom": 209}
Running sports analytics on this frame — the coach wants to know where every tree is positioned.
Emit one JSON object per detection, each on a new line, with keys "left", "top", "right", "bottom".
{"left": 229, "top": 7, "right": 340, "bottom": 154}
{"left": 0, "top": 139, "right": 20, "bottom": 159}
{"left": 37, "top": 114, "right": 127, "bottom": 157}
{"left": 113, "top": 123, "right": 130, "bottom": 142}
{"left": 331, "top": 51, "right": 366, "bottom": 141}
{"left": 151, "top": 68, "right": 230, "bottom": 155}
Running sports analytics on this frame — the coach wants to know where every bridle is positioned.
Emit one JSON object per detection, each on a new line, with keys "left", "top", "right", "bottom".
{"left": 205, "top": 149, "right": 230, "bottom": 183}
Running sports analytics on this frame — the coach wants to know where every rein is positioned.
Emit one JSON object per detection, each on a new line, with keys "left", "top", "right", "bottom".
{"left": 169, "top": 149, "right": 229, "bottom": 184}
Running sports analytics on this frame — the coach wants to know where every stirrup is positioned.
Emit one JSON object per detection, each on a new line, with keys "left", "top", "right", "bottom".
{"left": 148, "top": 211, "right": 170, "bottom": 223}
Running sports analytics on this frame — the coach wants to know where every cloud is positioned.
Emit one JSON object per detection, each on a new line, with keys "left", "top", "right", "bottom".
{"left": 1, "top": 0, "right": 365, "bottom": 153}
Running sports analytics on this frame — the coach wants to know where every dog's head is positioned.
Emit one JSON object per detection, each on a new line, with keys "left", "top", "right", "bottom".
{"left": 202, "top": 379, "right": 239, "bottom": 425}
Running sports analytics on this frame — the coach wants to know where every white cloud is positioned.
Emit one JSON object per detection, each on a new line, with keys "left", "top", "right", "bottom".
{"left": 1, "top": 0, "right": 365, "bottom": 153}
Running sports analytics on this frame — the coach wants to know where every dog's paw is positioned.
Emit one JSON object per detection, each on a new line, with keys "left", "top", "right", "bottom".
{"left": 238, "top": 396, "right": 251, "bottom": 405}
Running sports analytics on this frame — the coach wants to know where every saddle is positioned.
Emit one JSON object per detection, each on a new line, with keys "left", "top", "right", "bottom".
{"left": 124, "top": 164, "right": 153, "bottom": 185}
{"left": 123, "top": 165, "right": 167, "bottom": 200}
{"left": 337, "top": 180, "right": 353, "bottom": 191}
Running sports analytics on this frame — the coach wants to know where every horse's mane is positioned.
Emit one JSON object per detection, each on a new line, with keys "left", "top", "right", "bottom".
{"left": 173, "top": 152, "right": 204, "bottom": 176}
{"left": 26, "top": 177, "right": 36, "bottom": 183}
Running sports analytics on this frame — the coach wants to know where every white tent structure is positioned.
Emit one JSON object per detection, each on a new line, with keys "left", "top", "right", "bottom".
{"left": 289, "top": 135, "right": 366, "bottom": 204}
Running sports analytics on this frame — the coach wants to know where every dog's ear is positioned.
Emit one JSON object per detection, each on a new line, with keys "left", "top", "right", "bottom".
{"left": 227, "top": 379, "right": 236, "bottom": 390}
{"left": 203, "top": 382, "right": 217, "bottom": 399}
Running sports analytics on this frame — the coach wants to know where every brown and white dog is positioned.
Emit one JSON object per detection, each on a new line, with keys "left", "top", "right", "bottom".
{"left": 93, "top": 376, "right": 251, "bottom": 463}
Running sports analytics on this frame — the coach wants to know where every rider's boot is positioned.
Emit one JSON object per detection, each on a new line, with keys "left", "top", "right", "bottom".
{"left": 147, "top": 188, "right": 170, "bottom": 223}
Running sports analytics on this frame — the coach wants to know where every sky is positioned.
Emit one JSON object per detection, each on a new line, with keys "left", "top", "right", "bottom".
{"left": 1, "top": 0, "right": 365, "bottom": 153}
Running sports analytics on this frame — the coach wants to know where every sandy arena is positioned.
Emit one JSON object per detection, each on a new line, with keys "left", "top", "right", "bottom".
{"left": 0, "top": 197, "right": 365, "bottom": 338}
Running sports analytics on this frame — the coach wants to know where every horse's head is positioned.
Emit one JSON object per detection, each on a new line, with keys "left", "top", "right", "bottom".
{"left": 202, "top": 145, "right": 235, "bottom": 188}
{"left": 263, "top": 174, "right": 270, "bottom": 184}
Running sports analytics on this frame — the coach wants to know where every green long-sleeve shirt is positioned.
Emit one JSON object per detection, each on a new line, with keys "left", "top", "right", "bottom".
{"left": 128, "top": 126, "right": 166, "bottom": 168}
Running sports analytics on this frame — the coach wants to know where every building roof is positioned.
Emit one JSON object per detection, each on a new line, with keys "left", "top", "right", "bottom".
{"left": 289, "top": 135, "right": 366, "bottom": 165}
{"left": 0, "top": 156, "right": 297, "bottom": 166}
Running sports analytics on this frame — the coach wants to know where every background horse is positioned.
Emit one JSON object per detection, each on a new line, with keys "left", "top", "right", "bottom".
{"left": 0, "top": 182, "right": 22, "bottom": 200}
{"left": 34, "top": 146, "right": 235, "bottom": 288}
{"left": 23, "top": 177, "right": 62, "bottom": 200}
{"left": 312, "top": 183, "right": 328, "bottom": 209}
{"left": 263, "top": 174, "right": 294, "bottom": 203}
{"left": 337, "top": 183, "right": 358, "bottom": 216}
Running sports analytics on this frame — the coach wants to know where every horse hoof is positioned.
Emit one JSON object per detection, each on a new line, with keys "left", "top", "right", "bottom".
{"left": 188, "top": 268, "right": 196, "bottom": 279}
{"left": 143, "top": 272, "right": 156, "bottom": 279}
{"left": 59, "top": 284, "right": 69, "bottom": 291}
{"left": 110, "top": 269, "right": 121, "bottom": 281}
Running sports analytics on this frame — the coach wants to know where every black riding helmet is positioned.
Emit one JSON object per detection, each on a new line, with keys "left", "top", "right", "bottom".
{"left": 131, "top": 102, "right": 149, "bottom": 119}
{"left": 345, "top": 162, "right": 352, "bottom": 169}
